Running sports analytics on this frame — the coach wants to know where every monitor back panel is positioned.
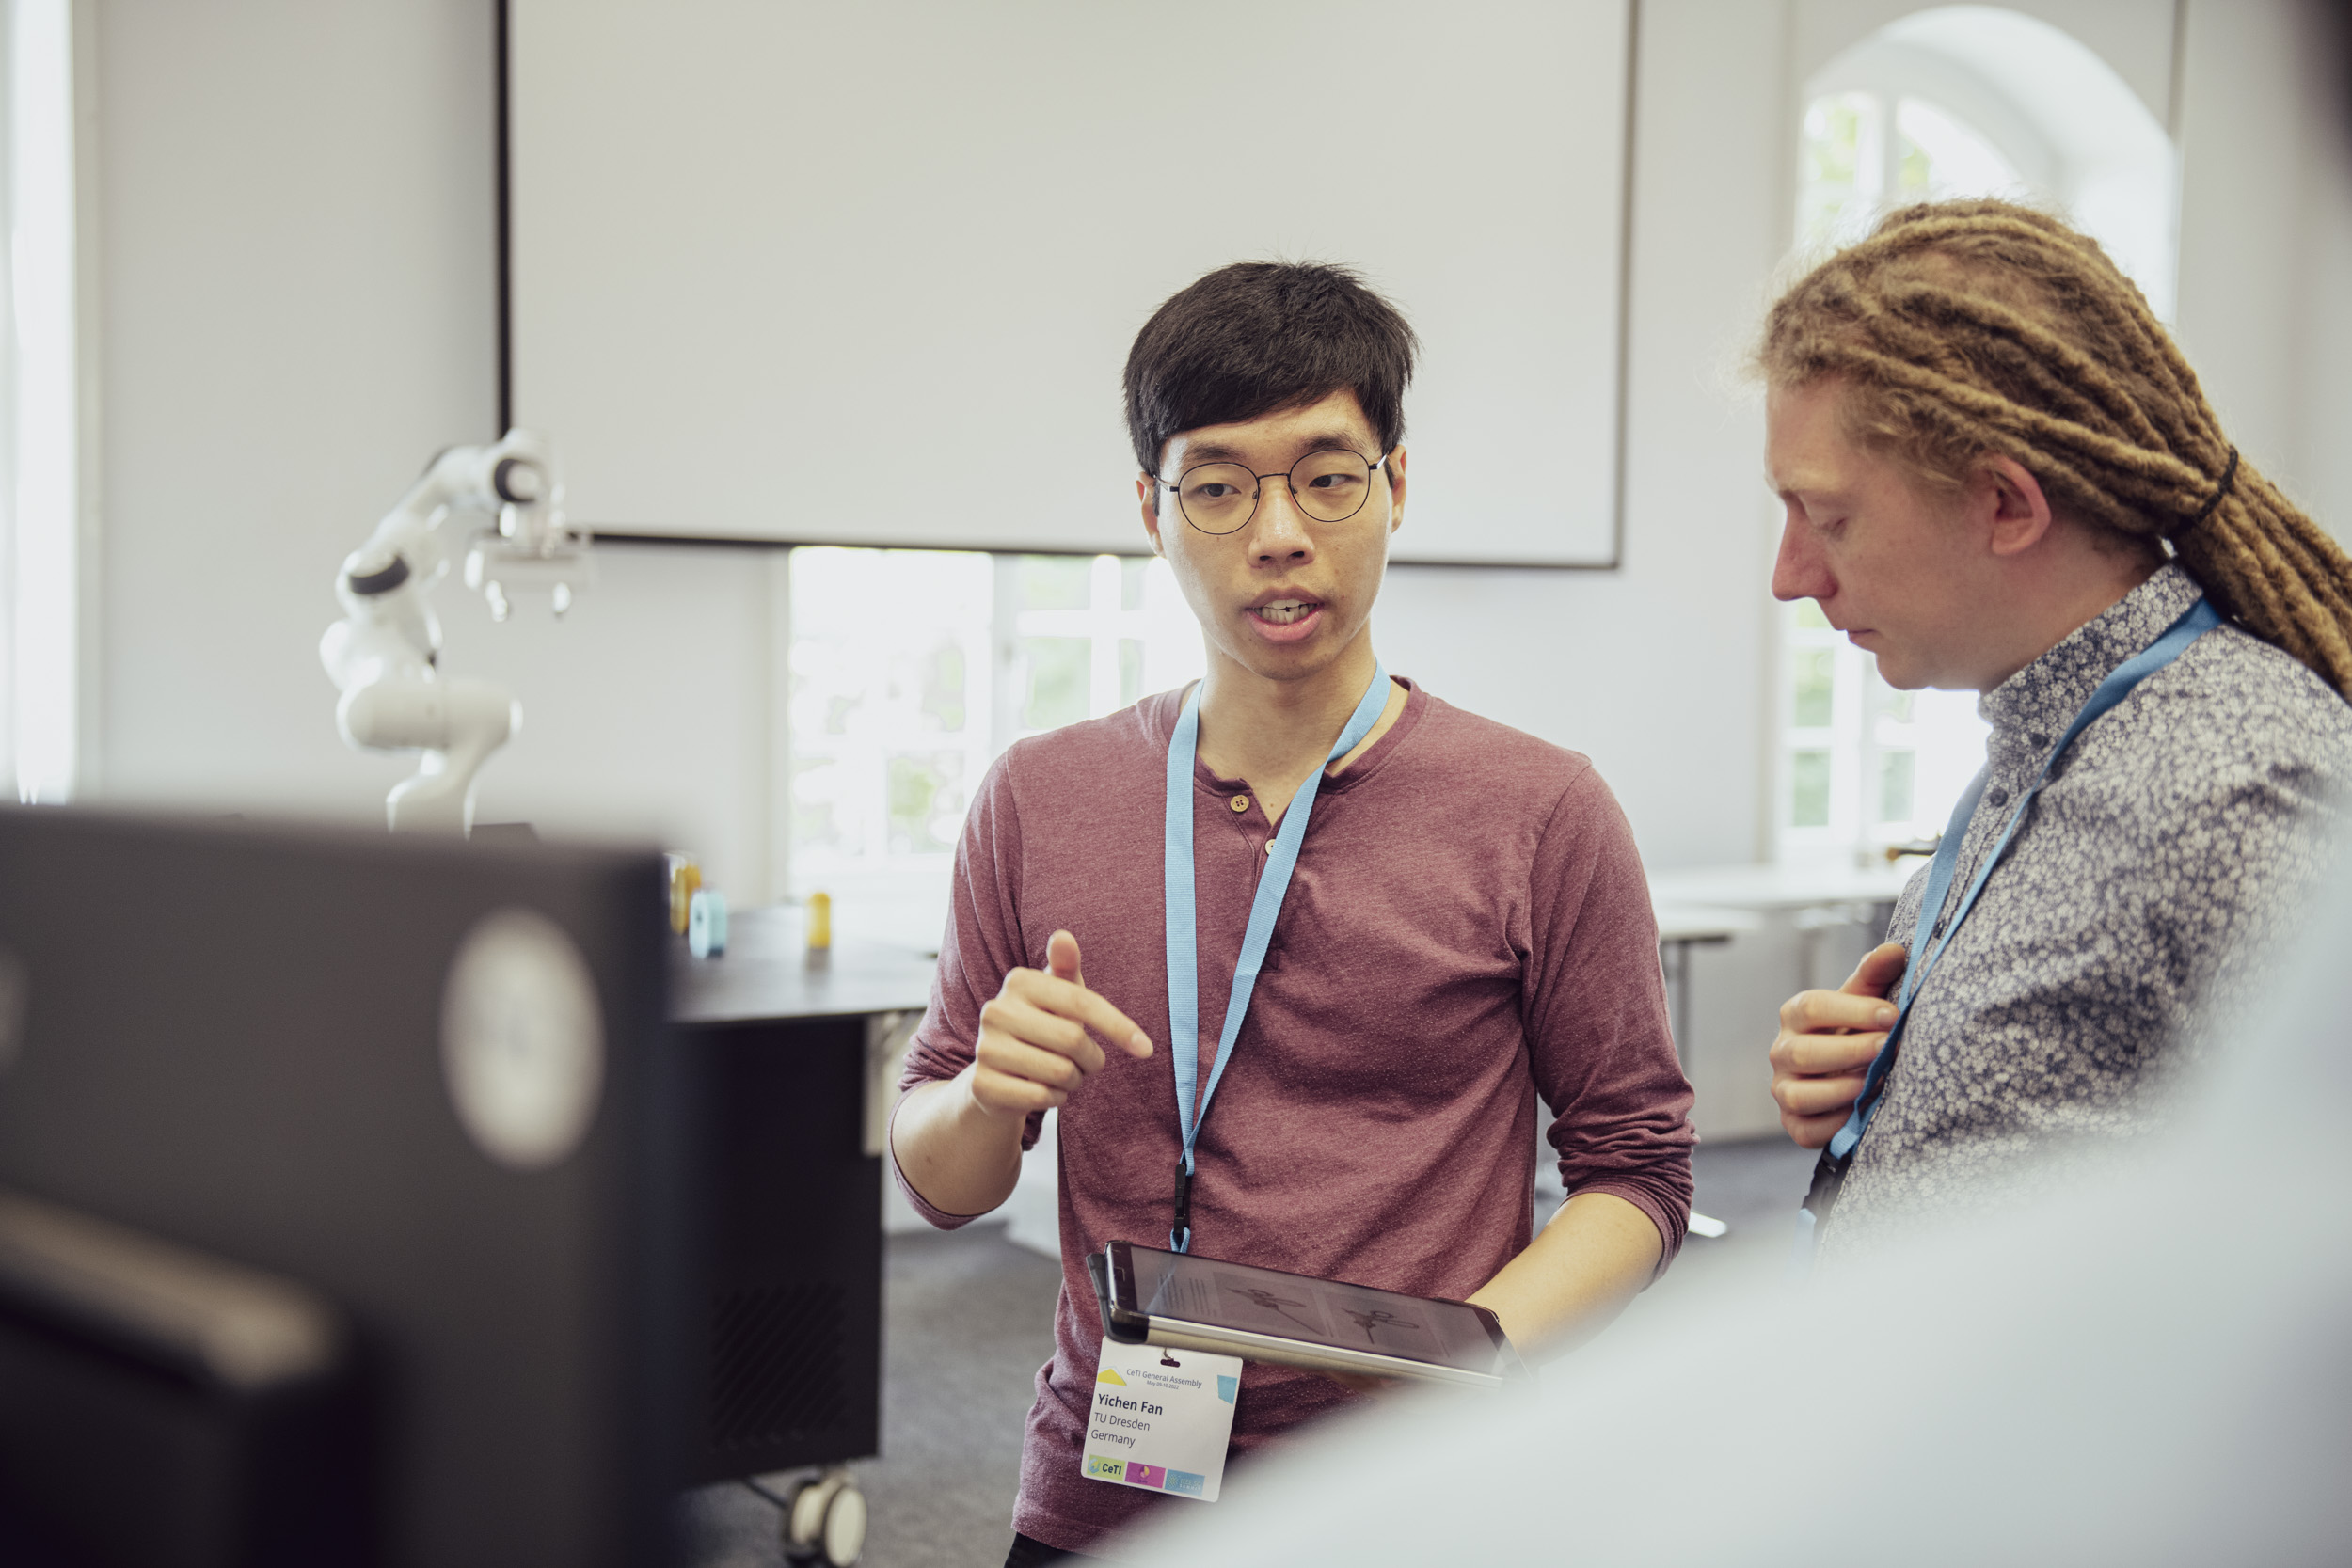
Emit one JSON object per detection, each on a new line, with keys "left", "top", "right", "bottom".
{"left": 0, "top": 809, "right": 687, "bottom": 1568}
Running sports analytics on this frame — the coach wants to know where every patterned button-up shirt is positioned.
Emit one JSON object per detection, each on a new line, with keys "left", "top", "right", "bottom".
{"left": 1822, "top": 563, "right": 2352, "bottom": 1263}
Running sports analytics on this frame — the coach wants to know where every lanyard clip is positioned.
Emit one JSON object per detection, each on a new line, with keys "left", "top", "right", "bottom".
{"left": 1170, "top": 1156, "right": 1194, "bottom": 1252}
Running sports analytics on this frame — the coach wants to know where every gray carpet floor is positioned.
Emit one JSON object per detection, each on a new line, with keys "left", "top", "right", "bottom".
{"left": 675, "top": 1135, "right": 1820, "bottom": 1567}
{"left": 675, "top": 1223, "right": 1060, "bottom": 1568}
{"left": 1648, "top": 1133, "right": 1823, "bottom": 1307}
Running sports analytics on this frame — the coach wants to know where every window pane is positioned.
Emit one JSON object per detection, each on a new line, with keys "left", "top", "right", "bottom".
{"left": 1141, "top": 557, "right": 1206, "bottom": 697}
{"left": 1119, "top": 639, "right": 1143, "bottom": 707}
{"left": 922, "top": 641, "right": 965, "bottom": 732}
{"left": 792, "top": 757, "right": 847, "bottom": 856}
{"left": 1897, "top": 96, "right": 2021, "bottom": 202}
{"left": 1879, "top": 749, "right": 1916, "bottom": 824}
{"left": 1791, "top": 750, "right": 1832, "bottom": 828}
{"left": 1023, "top": 637, "right": 1089, "bottom": 730}
{"left": 1796, "top": 90, "right": 1880, "bottom": 251}
{"left": 786, "top": 544, "right": 1194, "bottom": 941}
{"left": 1897, "top": 127, "right": 1933, "bottom": 201}
{"left": 1016, "top": 554, "right": 1090, "bottom": 610}
{"left": 887, "top": 752, "right": 965, "bottom": 855}
{"left": 1791, "top": 648, "right": 1836, "bottom": 728}
{"left": 789, "top": 545, "right": 992, "bottom": 895}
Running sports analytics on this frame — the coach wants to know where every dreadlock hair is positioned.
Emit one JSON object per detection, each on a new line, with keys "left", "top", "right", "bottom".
{"left": 1757, "top": 198, "right": 2352, "bottom": 700}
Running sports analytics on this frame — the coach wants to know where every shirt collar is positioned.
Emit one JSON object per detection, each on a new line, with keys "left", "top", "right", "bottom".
{"left": 1977, "top": 562, "right": 2202, "bottom": 774}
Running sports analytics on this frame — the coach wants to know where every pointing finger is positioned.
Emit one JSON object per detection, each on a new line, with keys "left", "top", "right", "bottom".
{"left": 1047, "top": 928, "right": 1084, "bottom": 988}
{"left": 977, "top": 995, "right": 1108, "bottom": 1077}
{"left": 1010, "top": 968, "right": 1153, "bottom": 1059}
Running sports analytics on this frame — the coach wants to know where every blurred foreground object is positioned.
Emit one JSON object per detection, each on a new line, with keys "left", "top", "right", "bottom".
{"left": 319, "top": 431, "right": 592, "bottom": 834}
{"left": 1126, "top": 840, "right": 2352, "bottom": 1566}
{"left": 668, "top": 854, "right": 702, "bottom": 934}
{"left": 0, "top": 1187, "right": 360, "bottom": 1567}
{"left": 0, "top": 808, "right": 689, "bottom": 1566}
{"left": 804, "top": 891, "right": 832, "bottom": 960}
{"left": 688, "top": 889, "right": 727, "bottom": 958}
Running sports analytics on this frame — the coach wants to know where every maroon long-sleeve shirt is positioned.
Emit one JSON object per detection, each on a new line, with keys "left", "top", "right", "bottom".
{"left": 894, "top": 679, "right": 1693, "bottom": 1553}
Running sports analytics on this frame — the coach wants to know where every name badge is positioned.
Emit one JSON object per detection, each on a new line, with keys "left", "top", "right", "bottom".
{"left": 1081, "top": 1338, "right": 1243, "bottom": 1502}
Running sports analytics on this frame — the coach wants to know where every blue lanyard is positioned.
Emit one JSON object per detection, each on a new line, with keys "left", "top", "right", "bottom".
{"left": 1162, "top": 662, "right": 1391, "bottom": 1252}
{"left": 1829, "top": 596, "right": 2220, "bottom": 1161}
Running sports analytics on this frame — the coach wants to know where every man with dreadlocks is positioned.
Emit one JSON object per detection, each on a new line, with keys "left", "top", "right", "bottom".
{"left": 1760, "top": 198, "right": 2352, "bottom": 1264}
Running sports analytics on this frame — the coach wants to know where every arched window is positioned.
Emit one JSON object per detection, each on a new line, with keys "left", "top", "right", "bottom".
{"left": 1776, "top": 6, "right": 2176, "bottom": 863}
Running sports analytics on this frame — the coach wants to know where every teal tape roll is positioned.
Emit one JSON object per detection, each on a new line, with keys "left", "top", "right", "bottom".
{"left": 687, "top": 889, "right": 728, "bottom": 958}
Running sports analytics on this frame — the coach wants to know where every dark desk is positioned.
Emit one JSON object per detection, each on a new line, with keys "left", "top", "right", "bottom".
{"left": 672, "top": 910, "right": 935, "bottom": 1485}
{"left": 674, "top": 908, "right": 939, "bottom": 1027}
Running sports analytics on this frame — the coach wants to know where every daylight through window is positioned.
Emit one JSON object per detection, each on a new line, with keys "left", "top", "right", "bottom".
{"left": 787, "top": 546, "right": 1203, "bottom": 943}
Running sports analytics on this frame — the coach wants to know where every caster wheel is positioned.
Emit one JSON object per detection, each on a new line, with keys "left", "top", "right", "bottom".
{"left": 782, "top": 1467, "right": 866, "bottom": 1567}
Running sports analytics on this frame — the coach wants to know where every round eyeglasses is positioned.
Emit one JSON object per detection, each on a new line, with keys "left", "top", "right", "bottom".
{"left": 1153, "top": 449, "right": 1391, "bottom": 535}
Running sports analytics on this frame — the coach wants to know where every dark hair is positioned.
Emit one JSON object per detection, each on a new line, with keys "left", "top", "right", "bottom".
{"left": 1123, "top": 261, "right": 1419, "bottom": 477}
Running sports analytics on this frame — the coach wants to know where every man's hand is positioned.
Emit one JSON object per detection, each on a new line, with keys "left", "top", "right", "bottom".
{"left": 1768, "top": 942, "right": 1908, "bottom": 1148}
{"left": 968, "top": 929, "right": 1153, "bottom": 1120}
{"left": 892, "top": 929, "right": 1152, "bottom": 1218}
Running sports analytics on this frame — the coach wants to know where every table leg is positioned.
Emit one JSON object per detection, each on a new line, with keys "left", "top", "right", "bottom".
{"left": 1659, "top": 935, "right": 1729, "bottom": 1241}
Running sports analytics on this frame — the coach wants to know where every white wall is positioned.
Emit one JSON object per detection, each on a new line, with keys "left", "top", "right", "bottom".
{"left": 84, "top": 0, "right": 2352, "bottom": 1141}
{"left": 91, "top": 0, "right": 780, "bottom": 897}
{"left": 95, "top": 0, "right": 490, "bottom": 812}
{"left": 1385, "top": 0, "right": 1793, "bottom": 877}
{"left": 1378, "top": 0, "right": 1803, "bottom": 1137}
{"left": 2174, "top": 0, "right": 2352, "bottom": 541}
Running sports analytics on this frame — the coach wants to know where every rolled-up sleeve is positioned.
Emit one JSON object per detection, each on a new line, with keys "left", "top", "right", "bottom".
{"left": 1520, "top": 766, "right": 1696, "bottom": 1276}
{"left": 890, "top": 752, "right": 1045, "bottom": 1228}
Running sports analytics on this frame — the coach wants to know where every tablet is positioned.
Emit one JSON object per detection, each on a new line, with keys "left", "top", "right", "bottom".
{"left": 1100, "top": 1241, "right": 1527, "bottom": 1390}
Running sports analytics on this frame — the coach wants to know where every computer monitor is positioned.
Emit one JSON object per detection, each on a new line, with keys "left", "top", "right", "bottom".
{"left": 0, "top": 807, "right": 691, "bottom": 1567}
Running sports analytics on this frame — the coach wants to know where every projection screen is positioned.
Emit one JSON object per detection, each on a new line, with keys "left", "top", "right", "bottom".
{"left": 509, "top": 0, "right": 1634, "bottom": 565}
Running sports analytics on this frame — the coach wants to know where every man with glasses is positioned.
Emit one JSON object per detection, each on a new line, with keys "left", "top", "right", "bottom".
{"left": 888, "top": 261, "right": 1693, "bottom": 1563}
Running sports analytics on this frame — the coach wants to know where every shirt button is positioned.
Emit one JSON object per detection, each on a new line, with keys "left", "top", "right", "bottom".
{"left": 1986, "top": 785, "right": 2010, "bottom": 807}
{"left": 1231, "top": 795, "right": 1249, "bottom": 813}
{"left": 1263, "top": 840, "right": 1274, "bottom": 855}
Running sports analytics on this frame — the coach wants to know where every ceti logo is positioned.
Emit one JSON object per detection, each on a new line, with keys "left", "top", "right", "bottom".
{"left": 1095, "top": 1368, "right": 1126, "bottom": 1385}
{"left": 1085, "top": 1455, "right": 1126, "bottom": 1480}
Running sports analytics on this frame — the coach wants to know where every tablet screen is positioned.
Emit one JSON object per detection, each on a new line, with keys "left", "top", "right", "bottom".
{"left": 1110, "top": 1242, "right": 1509, "bottom": 1375}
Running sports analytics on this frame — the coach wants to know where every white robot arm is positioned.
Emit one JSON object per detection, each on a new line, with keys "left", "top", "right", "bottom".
{"left": 319, "top": 430, "right": 591, "bottom": 834}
